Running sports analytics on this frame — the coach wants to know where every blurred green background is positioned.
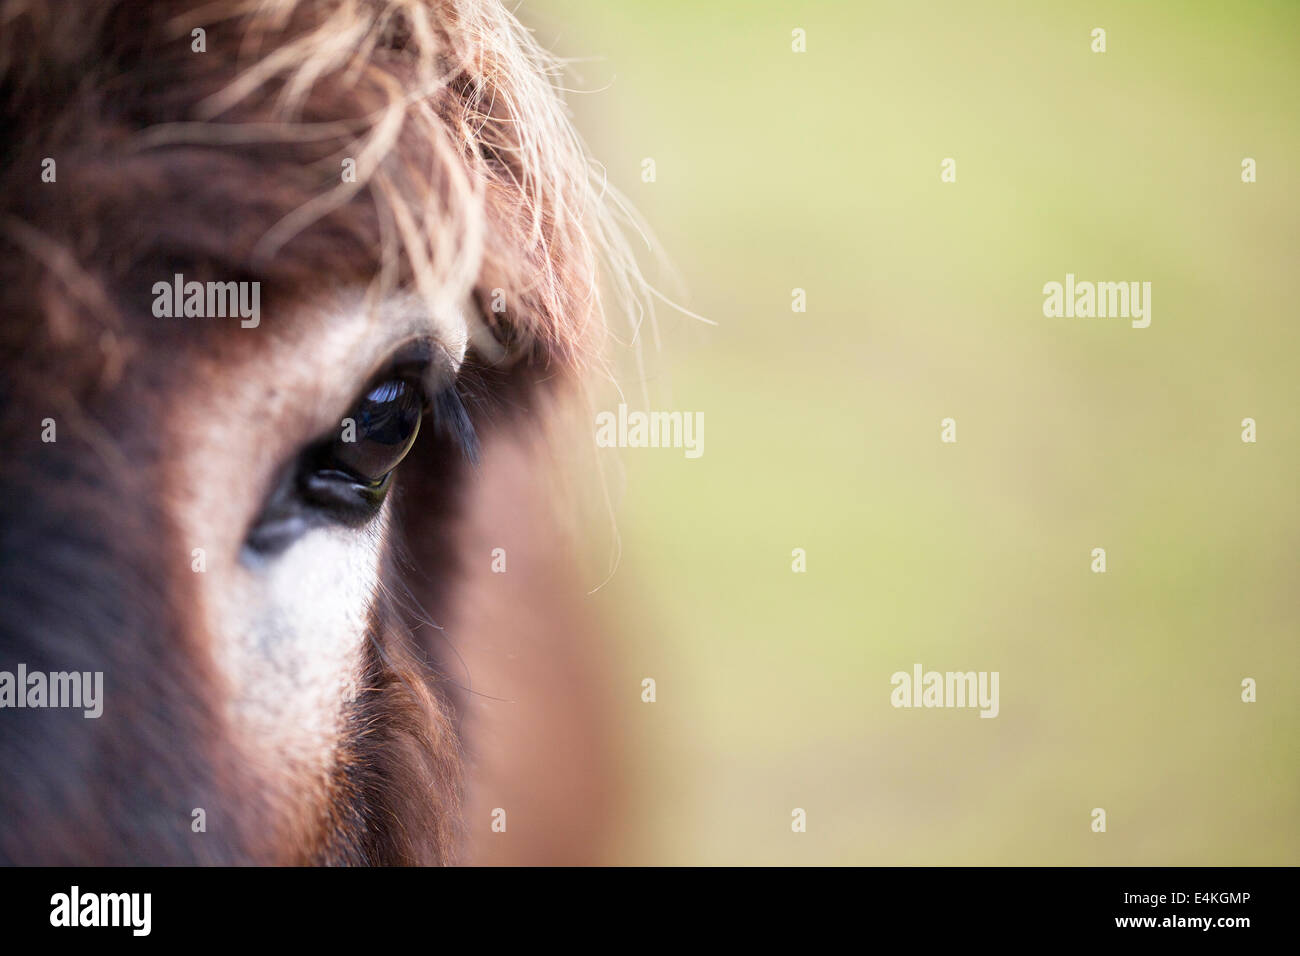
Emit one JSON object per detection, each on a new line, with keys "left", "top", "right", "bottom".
{"left": 526, "top": 0, "right": 1299, "bottom": 864}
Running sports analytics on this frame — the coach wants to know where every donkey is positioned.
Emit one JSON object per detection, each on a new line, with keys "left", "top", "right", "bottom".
{"left": 0, "top": 0, "right": 634, "bottom": 864}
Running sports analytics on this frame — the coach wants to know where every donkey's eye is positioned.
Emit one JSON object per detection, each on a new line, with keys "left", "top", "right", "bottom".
{"left": 295, "top": 378, "right": 424, "bottom": 519}
{"left": 326, "top": 380, "right": 423, "bottom": 486}
{"left": 245, "top": 366, "right": 477, "bottom": 558}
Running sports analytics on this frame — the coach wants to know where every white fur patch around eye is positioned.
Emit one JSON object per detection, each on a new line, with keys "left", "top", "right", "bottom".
{"left": 215, "top": 509, "right": 388, "bottom": 778}
{"left": 173, "top": 290, "right": 468, "bottom": 795}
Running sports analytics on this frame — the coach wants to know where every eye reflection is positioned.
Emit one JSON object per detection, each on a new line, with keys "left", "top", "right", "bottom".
{"left": 327, "top": 379, "right": 424, "bottom": 486}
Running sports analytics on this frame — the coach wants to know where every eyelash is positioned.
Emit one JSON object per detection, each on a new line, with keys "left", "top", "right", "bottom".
{"left": 425, "top": 385, "right": 480, "bottom": 467}
{"left": 378, "top": 339, "right": 478, "bottom": 465}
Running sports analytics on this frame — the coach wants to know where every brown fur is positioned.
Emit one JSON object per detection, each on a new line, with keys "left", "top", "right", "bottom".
{"left": 0, "top": 0, "right": 624, "bottom": 864}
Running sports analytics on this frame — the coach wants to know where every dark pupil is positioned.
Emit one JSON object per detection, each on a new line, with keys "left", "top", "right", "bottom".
{"left": 330, "top": 380, "right": 422, "bottom": 485}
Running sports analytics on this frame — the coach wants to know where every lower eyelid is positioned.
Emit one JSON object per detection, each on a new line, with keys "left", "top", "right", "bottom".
{"left": 299, "top": 468, "right": 392, "bottom": 521}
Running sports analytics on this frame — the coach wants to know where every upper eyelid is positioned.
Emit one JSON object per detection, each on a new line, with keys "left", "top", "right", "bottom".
{"left": 356, "top": 336, "right": 460, "bottom": 405}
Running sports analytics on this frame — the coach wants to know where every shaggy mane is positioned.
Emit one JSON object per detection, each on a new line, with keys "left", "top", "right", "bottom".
{"left": 0, "top": 0, "right": 651, "bottom": 376}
